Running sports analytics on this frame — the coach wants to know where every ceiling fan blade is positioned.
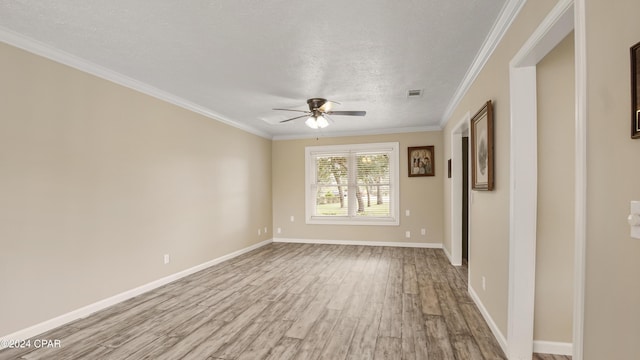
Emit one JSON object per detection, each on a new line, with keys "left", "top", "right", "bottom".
{"left": 273, "top": 108, "right": 311, "bottom": 114}
{"left": 279, "top": 114, "right": 309, "bottom": 123}
{"left": 318, "top": 100, "right": 341, "bottom": 112}
{"left": 326, "top": 110, "right": 366, "bottom": 116}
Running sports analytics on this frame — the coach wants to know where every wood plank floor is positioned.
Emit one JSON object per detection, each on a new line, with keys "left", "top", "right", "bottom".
{"left": 532, "top": 354, "right": 571, "bottom": 360}
{"left": 0, "top": 243, "right": 531, "bottom": 359}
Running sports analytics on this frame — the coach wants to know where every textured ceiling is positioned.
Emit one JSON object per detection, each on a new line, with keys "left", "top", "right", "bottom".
{"left": 0, "top": 0, "right": 509, "bottom": 139}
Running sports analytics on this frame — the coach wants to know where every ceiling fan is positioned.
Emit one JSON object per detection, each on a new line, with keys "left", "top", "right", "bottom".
{"left": 273, "top": 98, "right": 366, "bottom": 129}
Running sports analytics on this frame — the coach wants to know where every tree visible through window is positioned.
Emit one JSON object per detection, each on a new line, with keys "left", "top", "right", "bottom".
{"left": 305, "top": 143, "right": 399, "bottom": 225}
{"left": 316, "top": 156, "right": 349, "bottom": 216}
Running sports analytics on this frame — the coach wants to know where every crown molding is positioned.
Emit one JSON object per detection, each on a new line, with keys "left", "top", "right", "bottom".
{"left": 272, "top": 125, "right": 442, "bottom": 141}
{"left": 0, "top": 27, "right": 273, "bottom": 140}
{"left": 440, "top": 0, "right": 527, "bottom": 128}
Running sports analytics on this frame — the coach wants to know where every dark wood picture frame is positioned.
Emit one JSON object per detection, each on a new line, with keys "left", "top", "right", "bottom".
{"left": 471, "top": 100, "right": 494, "bottom": 190}
{"left": 408, "top": 146, "right": 435, "bottom": 177}
{"left": 631, "top": 41, "right": 640, "bottom": 139}
{"left": 447, "top": 159, "right": 452, "bottom": 178}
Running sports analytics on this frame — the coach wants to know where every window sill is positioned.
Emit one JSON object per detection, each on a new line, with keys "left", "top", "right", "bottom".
{"left": 306, "top": 217, "right": 399, "bottom": 226}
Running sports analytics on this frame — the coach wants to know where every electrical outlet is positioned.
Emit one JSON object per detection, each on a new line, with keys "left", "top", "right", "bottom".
{"left": 421, "top": 228, "right": 426, "bottom": 235}
{"left": 264, "top": 227, "right": 267, "bottom": 233}
{"left": 277, "top": 227, "right": 282, "bottom": 234}
{"left": 258, "top": 229, "right": 261, "bottom": 235}
{"left": 405, "top": 209, "right": 411, "bottom": 216}
{"left": 164, "top": 254, "right": 170, "bottom": 265}
{"left": 405, "top": 231, "right": 411, "bottom": 238}
{"left": 482, "top": 276, "right": 486, "bottom": 291}
{"left": 290, "top": 216, "right": 295, "bottom": 222}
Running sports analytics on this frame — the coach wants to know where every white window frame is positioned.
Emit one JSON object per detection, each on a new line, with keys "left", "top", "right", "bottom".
{"left": 305, "top": 142, "right": 399, "bottom": 226}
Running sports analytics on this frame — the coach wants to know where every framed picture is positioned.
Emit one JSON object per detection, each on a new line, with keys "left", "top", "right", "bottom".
{"left": 471, "top": 100, "right": 494, "bottom": 190}
{"left": 631, "top": 41, "right": 640, "bottom": 139}
{"left": 408, "top": 146, "right": 435, "bottom": 177}
{"left": 447, "top": 159, "right": 452, "bottom": 178}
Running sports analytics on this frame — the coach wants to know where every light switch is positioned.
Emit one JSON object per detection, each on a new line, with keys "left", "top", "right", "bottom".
{"left": 628, "top": 201, "right": 640, "bottom": 239}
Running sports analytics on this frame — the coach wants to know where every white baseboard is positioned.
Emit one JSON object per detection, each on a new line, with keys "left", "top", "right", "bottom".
{"left": 272, "top": 237, "right": 442, "bottom": 248}
{"left": 0, "top": 238, "right": 273, "bottom": 347}
{"left": 533, "top": 340, "right": 573, "bottom": 356}
{"left": 442, "top": 245, "right": 453, "bottom": 263}
{"left": 467, "top": 284, "right": 573, "bottom": 357}
{"left": 468, "top": 284, "right": 508, "bottom": 355}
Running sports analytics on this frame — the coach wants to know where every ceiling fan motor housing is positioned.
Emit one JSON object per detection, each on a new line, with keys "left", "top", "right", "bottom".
{"left": 275, "top": 98, "right": 364, "bottom": 124}
{"left": 307, "top": 98, "right": 327, "bottom": 111}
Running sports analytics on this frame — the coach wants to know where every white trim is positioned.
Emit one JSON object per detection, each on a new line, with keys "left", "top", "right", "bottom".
{"left": 440, "top": 0, "right": 527, "bottom": 127}
{"left": 304, "top": 142, "right": 400, "bottom": 226}
{"left": 442, "top": 243, "right": 454, "bottom": 263}
{"left": 468, "top": 285, "right": 508, "bottom": 354}
{"left": 273, "top": 238, "right": 442, "bottom": 249}
{"left": 507, "top": 1, "right": 575, "bottom": 359}
{"left": 507, "top": 63, "right": 539, "bottom": 360}
{"left": 304, "top": 218, "right": 400, "bottom": 226}
{"left": 272, "top": 125, "right": 442, "bottom": 141}
{"left": 533, "top": 341, "right": 573, "bottom": 356}
{"left": 0, "top": 27, "right": 272, "bottom": 140}
{"left": 510, "top": 1, "right": 575, "bottom": 67}
{"left": 449, "top": 112, "right": 471, "bottom": 267}
{"left": 0, "top": 239, "right": 273, "bottom": 347}
{"left": 572, "top": 1, "right": 587, "bottom": 359}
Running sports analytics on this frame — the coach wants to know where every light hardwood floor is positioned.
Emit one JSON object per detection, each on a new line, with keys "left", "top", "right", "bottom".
{"left": 0, "top": 243, "right": 530, "bottom": 359}
{"left": 532, "top": 354, "right": 571, "bottom": 360}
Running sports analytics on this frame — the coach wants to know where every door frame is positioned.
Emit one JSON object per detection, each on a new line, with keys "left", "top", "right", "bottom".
{"left": 507, "top": 0, "right": 586, "bottom": 358}
{"left": 450, "top": 112, "right": 471, "bottom": 268}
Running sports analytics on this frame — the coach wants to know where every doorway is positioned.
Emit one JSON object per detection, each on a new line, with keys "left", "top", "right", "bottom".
{"left": 449, "top": 112, "right": 470, "bottom": 268}
{"left": 462, "top": 136, "right": 469, "bottom": 264}
{"left": 507, "top": 1, "right": 583, "bottom": 358}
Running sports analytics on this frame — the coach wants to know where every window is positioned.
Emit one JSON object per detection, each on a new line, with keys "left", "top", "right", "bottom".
{"left": 305, "top": 142, "right": 399, "bottom": 225}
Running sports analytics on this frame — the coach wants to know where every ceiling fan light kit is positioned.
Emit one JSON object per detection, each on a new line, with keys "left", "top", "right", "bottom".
{"left": 275, "top": 98, "right": 366, "bottom": 130}
{"left": 305, "top": 115, "right": 329, "bottom": 129}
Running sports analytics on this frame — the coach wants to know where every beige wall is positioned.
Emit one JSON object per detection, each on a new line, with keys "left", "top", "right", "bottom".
{"left": 443, "top": 0, "right": 640, "bottom": 356}
{"left": 535, "top": 32, "right": 575, "bottom": 343}
{"left": 0, "top": 42, "right": 272, "bottom": 336}
{"left": 442, "top": 0, "right": 560, "bottom": 336}
{"left": 272, "top": 132, "right": 443, "bottom": 244}
{"left": 584, "top": 0, "right": 640, "bottom": 358}
{"left": 3, "top": 1, "right": 640, "bottom": 357}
